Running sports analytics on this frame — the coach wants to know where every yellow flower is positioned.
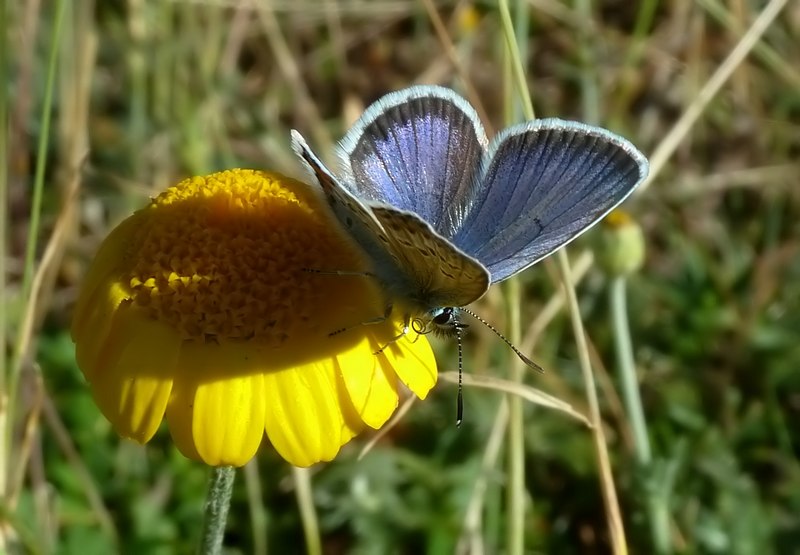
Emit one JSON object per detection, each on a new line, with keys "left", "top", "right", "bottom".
{"left": 70, "top": 169, "right": 437, "bottom": 467}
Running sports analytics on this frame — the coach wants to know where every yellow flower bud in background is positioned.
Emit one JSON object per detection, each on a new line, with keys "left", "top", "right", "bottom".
{"left": 456, "top": 4, "right": 481, "bottom": 36}
{"left": 594, "top": 209, "right": 646, "bottom": 277}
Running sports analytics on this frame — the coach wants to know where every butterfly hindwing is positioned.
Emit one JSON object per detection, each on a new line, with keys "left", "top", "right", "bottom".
{"left": 339, "top": 86, "right": 488, "bottom": 237}
{"left": 451, "top": 119, "right": 649, "bottom": 282}
{"left": 368, "top": 205, "right": 489, "bottom": 309}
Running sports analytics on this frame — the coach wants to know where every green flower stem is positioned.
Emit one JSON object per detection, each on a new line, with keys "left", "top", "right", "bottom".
{"left": 647, "top": 496, "right": 671, "bottom": 555}
{"left": 609, "top": 277, "right": 651, "bottom": 464}
{"left": 610, "top": 277, "right": 671, "bottom": 553}
{"left": 198, "top": 466, "right": 236, "bottom": 555}
{"left": 244, "top": 460, "right": 269, "bottom": 555}
{"left": 293, "top": 466, "right": 321, "bottom": 555}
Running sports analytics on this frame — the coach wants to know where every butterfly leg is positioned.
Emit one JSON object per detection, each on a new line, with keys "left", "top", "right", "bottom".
{"left": 302, "top": 268, "right": 376, "bottom": 278}
{"left": 373, "top": 313, "right": 412, "bottom": 355}
{"left": 328, "top": 304, "right": 393, "bottom": 337}
{"left": 327, "top": 305, "right": 414, "bottom": 356}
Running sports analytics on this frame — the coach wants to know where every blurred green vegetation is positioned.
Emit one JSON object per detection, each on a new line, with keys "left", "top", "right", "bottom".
{"left": 3, "top": 0, "right": 800, "bottom": 553}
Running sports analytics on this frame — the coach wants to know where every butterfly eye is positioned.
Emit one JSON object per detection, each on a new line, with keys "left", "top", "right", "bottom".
{"left": 430, "top": 308, "right": 469, "bottom": 338}
{"left": 432, "top": 307, "right": 456, "bottom": 327}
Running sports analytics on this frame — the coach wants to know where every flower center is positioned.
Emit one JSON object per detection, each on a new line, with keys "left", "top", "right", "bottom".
{"left": 126, "top": 169, "right": 374, "bottom": 345}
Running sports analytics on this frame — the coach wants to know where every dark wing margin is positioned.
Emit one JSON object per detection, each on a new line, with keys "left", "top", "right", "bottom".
{"left": 451, "top": 119, "right": 649, "bottom": 283}
{"left": 338, "top": 85, "right": 488, "bottom": 238}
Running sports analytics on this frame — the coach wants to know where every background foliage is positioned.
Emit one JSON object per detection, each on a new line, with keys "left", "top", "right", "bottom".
{"left": 3, "top": 0, "right": 799, "bottom": 553}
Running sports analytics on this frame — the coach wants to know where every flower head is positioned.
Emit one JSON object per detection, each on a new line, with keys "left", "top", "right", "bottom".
{"left": 71, "top": 169, "right": 437, "bottom": 467}
{"left": 594, "top": 209, "right": 646, "bottom": 277}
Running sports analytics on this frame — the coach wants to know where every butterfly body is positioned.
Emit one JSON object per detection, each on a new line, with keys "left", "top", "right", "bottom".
{"left": 292, "top": 85, "right": 649, "bottom": 334}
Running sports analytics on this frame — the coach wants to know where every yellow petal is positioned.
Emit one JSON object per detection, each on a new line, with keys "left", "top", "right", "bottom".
{"left": 166, "top": 341, "right": 269, "bottom": 467}
{"left": 73, "top": 281, "right": 131, "bottom": 382}
{"left": 89, "top": 304, "right": 179, "bottom": 442}
{"left": 262, "top": 360, "right": 360, "bottom": 467}
{"left": 376, "top": 326, "right": 437, "bottom": 400}
{"left": 336, "top": 329, "right": 399, "bottom": 429}
{"left": 164, "top": 377, "right": 201, "bottom": 463}
{"left": 71, "top": 213, "right": 142, "bottom": 340}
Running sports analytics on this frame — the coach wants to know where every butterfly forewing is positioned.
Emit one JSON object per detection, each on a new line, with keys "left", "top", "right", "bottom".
{"left": 369, "top": 205, "right": 490, "bottom": 309}
{"left": 292, "top": 131, "right": 401, "bottom": 273}
{"left": 339, "top": 86, "right": 488, "bottom": 237}
{"left": 293, "top": 129, "right": 489, "bottom": 314}
{"left": 451, "top": 120, "right": 649, "bottom": 282}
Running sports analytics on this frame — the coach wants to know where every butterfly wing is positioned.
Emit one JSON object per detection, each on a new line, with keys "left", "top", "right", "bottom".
{"left": 368, "top": 205, "right": 489, "bottom": 309}
{"left": 292, "top": 130, "right": 489, "bottom": 311}
{"left": 338, "top": 85, "right": 487, "bottom": 237}
{"left": 292, "top": 130, "right": 397, "bottom": 272}
{"left": 451, "top": 119, "right": 649, "bottom": 283}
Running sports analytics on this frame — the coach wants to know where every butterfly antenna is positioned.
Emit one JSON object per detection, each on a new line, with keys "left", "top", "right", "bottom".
{"left": 455, "top": 321, "right": 464, "bottom": 427}
{"left": 461, "top": 307, "right": 544, "bottom": 374}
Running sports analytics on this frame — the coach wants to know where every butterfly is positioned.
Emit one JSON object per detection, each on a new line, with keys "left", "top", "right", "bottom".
{"left": 292, "top": 86, "right": 648, "bottom": 419}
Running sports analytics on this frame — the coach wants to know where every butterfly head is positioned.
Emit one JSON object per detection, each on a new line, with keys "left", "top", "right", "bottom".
{"left": 412, "top": 307, "right": 468, "bottom": 339}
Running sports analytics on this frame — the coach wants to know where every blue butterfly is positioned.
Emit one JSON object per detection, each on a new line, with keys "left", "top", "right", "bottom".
{"left": 292, "top": 85, "right": 648, "bottom": 339}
